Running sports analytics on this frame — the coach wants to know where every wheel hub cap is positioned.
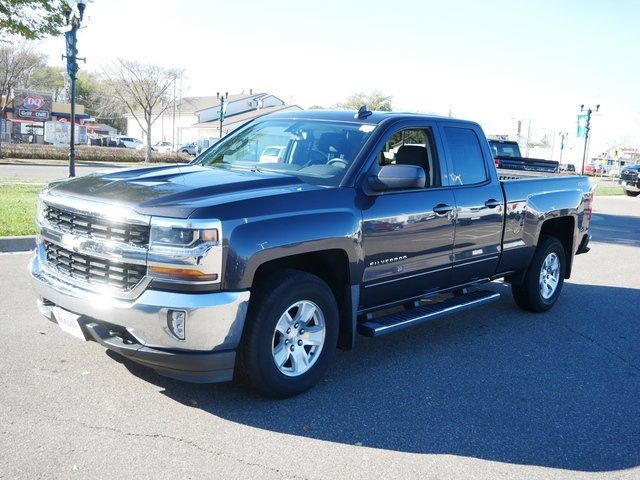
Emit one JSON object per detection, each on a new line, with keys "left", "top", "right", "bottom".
{"left": 271, "top": 300, "right": 326, "bottom": 377}
{"left": 539, "top": 252, "right": 560, "bottom": 300}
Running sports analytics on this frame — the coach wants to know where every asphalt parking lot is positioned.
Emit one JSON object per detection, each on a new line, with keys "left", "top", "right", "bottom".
{"left": 0, "top": 196, "right": 638, "bottom": 479}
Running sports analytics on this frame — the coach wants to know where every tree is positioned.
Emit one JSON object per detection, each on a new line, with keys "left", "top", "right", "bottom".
{"left": 335, "top": 91, "right": 392, "bottom": 112}
{"left": 0, "top": 0, "right": 70, "bottom": 40}
{"left": 102, "top": 59, "right": 180, "bottom": 162}
{"left": 26, "top": 64, "right": 65, "bottom": 101}
{"left": 0, "top": 41, "right": 46, "bottom": 157}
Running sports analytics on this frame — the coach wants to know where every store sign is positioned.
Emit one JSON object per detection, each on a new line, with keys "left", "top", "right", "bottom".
{"left": 14, "top": 91, "right": 52, "bottom": 121}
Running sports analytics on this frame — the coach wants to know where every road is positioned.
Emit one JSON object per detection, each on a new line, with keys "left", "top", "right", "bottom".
{"left": 0, "top": 196, "right": 638, "bottom": 479}
{"left": 0, "top": 163, "right": 128, "bottom": 183}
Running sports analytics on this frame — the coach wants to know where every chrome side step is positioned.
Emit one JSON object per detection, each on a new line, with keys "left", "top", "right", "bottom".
{"left": 357, "top": 290, "right": 501, "bottom": 337}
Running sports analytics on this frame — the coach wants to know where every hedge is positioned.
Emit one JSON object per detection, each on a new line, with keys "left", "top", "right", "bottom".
{"left": 0, "top": 143, "right": 192, "bottom": 163}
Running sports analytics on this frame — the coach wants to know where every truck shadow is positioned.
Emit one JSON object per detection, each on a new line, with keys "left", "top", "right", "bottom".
{"left": 108, "top": 281, "right": 640, "bottom": 473}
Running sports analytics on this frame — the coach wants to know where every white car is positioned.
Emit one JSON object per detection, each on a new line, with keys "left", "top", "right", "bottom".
{"left": 259, "top": 146, "right": 286, "bottom": 163}
{"left": 116, "top": 136, "right": 145, "bottom": 150}
{"left": 151, "top": 141, "right": 173, "bottom": 153}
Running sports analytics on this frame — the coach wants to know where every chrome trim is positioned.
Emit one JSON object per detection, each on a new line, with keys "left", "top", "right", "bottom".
{"left": 38, "top": 221, "right": 148, "bottom": 265}
{"left": 41, "top": 190, "right": 151, "bottom": 226}
{"left": 364, "top": 265, "right": 451, "bottom": 288}
{"left": 452, "top": 256, "right": 499, "bottom": 268}
{"left": 34, "top": 240, "right": 152, "bottom": 300}
{"left": 30, "top": 255, "right": 250, "bottom": 351}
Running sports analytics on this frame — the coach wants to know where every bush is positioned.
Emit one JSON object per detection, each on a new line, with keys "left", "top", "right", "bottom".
{"left": 1, "top": 143, "right": 192, "bottom": 163}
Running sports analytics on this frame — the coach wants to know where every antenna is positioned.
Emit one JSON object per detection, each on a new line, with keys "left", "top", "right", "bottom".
{"left": 354, "top": 105, "right": 372, "bottom": 119}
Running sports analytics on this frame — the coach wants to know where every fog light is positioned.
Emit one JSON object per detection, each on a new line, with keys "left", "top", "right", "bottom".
{"left": 167, "top": 309, "right": 187, "bottom": 341}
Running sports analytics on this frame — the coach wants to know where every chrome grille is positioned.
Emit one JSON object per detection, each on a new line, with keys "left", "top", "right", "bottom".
{"left": 44, "top": 241, "right": 146, "bottom": 291}
{"left": 44, "top": 204, "right": 149, "bottom": 246}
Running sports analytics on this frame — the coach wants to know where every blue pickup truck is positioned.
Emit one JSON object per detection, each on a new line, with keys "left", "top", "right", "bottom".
{"left": 30, "top": 109, "right": 593, "bottom": 397}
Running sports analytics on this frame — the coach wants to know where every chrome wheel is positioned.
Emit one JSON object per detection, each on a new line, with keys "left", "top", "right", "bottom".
{"left": 539, "top": 252, "right": 560, "bottom": 300}
{"left": 271, "top": 300, "right": 326, "bottom": 377}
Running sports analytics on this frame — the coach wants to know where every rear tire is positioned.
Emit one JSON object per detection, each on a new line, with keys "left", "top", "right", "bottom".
{"left": 239, "top": 270, "right": 339, "bottom": 398}
{"left": 512, "top": 236, "right": 566, "bottom": 313}
{"left": 623, "top": 189, "right": 640, "bottom": 197}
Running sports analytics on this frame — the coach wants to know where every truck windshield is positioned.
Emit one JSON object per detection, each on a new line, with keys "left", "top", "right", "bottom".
{"left": 195, "top": 119, "right": 376, "bottom": 186}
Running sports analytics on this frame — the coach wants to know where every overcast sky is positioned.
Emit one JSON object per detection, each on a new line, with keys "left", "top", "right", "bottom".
{"left": 36, "top": 0, "right": 640, "bottom": 161}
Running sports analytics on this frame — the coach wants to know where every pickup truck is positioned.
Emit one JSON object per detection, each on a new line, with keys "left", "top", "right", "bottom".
{"left": 489, "top": 139, "right": 559, "bottom": 173}
{"left": 30, "top": 109, "right": 593, "bottom": 398}
{"left": 619, "top": 164, "right": 640, "bottom": 196}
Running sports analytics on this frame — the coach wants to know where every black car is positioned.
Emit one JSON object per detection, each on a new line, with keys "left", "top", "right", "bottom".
{"left": 619, "top": 165, "right": 640, "bottom": 197}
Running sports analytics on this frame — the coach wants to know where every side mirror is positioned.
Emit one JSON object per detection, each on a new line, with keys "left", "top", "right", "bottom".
{"left": 368, "top": 164, "right": 426, "bottom": 191}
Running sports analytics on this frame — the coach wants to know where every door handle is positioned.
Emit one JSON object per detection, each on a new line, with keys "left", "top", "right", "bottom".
{"left": 484, "top": 199, "right": 501, "bottom": 209}
{"left": 433, "top": 204, "right": 454, "bottom": 215}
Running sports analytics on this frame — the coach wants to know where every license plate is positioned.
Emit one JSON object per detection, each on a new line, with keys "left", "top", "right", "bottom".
{"left": 52, "top": 306, "right": 87, "bottom": 341}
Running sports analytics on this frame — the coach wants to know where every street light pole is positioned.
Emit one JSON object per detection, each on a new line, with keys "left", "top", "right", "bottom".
{"left": 216, "top": 91, "right": 228, "bottom": 139}
{"left": 558, "top": 132, "right": 568, "bottom": 164}
{"left": 62, "top": 1, "right": 87, "bottom": 178}
{"left": 579, "top": 104, "right": 600, "bottom": 175}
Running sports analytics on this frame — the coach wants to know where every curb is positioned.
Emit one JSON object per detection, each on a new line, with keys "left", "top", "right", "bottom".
{"left": 0, "top": 235, "right": 36, "bottom": 253}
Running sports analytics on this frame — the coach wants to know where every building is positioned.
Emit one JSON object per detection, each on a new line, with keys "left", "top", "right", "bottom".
{"left": 125, "top": 91, "right": 301, "bottom": 146}
{"left": 1, "top": 91, "right": 90, "bottom": 144}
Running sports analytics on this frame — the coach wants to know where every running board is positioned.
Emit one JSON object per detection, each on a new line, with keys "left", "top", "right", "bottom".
{"left": 358, "top": 290, "right": 501, "bottom": 337}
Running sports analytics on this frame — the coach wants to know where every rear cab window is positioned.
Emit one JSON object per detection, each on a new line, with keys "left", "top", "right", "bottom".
{"left": 442, "top": 126, "right": 489, "bottom": 186}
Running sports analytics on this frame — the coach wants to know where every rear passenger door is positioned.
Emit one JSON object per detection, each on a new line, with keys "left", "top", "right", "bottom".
{"left": 439, "top": 122, "right": 505, "bottom": 285}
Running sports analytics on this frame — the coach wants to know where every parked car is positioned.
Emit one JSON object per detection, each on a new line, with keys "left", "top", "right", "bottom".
{"left": 151, "top": 141, "right": 173, "bottom": 153}
{"left": 29, "top": 109, "right": 593, "bottom": 398}
{"left": 488, "top": 139, "right": 559, "bottom": 173}
{"left": 259, "top": 146, "right": 286, "bottom": 163}
{"left": 115, "top": 136, "right": 145, "bottom": 150}
{"left": 583, "top": 165, "right": 595, "bottom": 175}
{"left": 178, "top": 142, "right": 198, "bottom": 156}
{"left": 559, "top": 164, "right": 576, "bottom": 173}
{"left": 619, "top": 164, "right": 640, "bottom": 197}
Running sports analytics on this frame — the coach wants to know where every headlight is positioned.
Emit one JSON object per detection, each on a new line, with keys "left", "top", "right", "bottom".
{"left": 148, "top": 219, "right": 222, "bottom": 284}
{"left": 36, "top": 192, "right": 47, "bottom": 224}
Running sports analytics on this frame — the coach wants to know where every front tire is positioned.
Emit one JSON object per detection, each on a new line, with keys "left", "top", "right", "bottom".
{"left": 623, "top": 189, "right": 640, "bottom": 197}
{"left": 239, "top": 270, "right": 339, "bottom": 398}
{"left": 512, "top": 236, "right": 566, "bottom": 313}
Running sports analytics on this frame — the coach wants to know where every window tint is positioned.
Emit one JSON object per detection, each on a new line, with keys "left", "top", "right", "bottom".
{"left": 443, "top": 127, "right": 487, "bottom": 185}
{"left": 377, "top": 128, "right": 439, "bottom": 187}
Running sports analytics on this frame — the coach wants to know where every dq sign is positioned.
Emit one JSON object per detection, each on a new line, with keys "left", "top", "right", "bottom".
{"left": 14, "top": 91, "right": 52, "bottom": 121}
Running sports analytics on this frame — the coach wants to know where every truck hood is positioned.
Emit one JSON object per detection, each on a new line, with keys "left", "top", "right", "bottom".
{"left": 46, "top": 164, "right": 317, "bottom": 218}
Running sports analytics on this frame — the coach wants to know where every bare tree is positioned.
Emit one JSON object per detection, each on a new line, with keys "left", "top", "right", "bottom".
{"left": 0, "top": 41, "right": 46, "bottom": 158}
{"left": 103, "top": 59, "right": 180, "bottom": 162}
{"left": 335, "top": 91, "right": 393, "bottom": 112}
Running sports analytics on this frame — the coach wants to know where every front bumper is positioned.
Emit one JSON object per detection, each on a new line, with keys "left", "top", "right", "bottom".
{"left": 619, "top": 179, "right": 640, "bottom": 192}
{"left": 29, "top": 255, "right": 250, "bottom": 383}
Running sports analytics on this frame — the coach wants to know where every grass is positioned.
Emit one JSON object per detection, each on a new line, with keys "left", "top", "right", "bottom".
{"left": 594, "top": 185, "right": 625, "bottom": 196}
{"left": 0, "top": 183, "right": 43, "bottom": 236}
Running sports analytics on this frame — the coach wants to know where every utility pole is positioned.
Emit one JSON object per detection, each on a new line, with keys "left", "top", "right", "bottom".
{"left": 579, "top": 104, "right": 600, "bottom": 175}
{"left": 62, "top": 0, "right": 87, "bottom": 178}
{"left": 216, "top": 92, "right": 228, "bottom": 139}
{"left": 525, "top": 119, "right": 532, "bottom": 157}
{"left": 558, "top": 132, "right": 568, "bottom": 164}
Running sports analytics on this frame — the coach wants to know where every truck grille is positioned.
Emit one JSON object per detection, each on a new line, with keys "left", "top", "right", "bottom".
{"left": 620, "top": 169, "right": 639, "bottom": 182}
{"left": 44, "top": 241, "right": 146, "bottom": 291}
{"left": 44, "top": 204, "right": 150, "bottom": 246}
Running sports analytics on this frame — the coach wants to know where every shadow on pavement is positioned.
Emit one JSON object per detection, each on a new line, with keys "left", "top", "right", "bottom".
{"left": 108, "top": 281, "right": 640, "bottom": 473}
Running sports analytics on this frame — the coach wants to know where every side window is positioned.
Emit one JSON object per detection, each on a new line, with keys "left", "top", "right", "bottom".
{"left": 377, "top": 128, "right": 440, "bottom": 187}
{"left": 443, "top": 127, "right": 488, "bottom": 185}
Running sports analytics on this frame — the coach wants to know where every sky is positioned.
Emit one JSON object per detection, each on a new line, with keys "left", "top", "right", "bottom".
{"left": 35, "top": 0, "right": 640, "bottom": 163}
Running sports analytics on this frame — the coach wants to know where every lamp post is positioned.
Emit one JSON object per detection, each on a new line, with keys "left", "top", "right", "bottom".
{"left": 578, "top": 104, "right": 599, "bottom": 176}
{"left": 62, "top": 0, "right": 87, "bottom": 178}
{"left": 216, "top": 91, "right": 228, "bottom": 139}
{"left": 558, "top": 132, "right": 568, "bottom": 164}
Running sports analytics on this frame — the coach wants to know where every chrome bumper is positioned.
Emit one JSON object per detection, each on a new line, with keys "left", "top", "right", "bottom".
{"left": 29, "top": 254, "right": 250, "bottom": 352}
